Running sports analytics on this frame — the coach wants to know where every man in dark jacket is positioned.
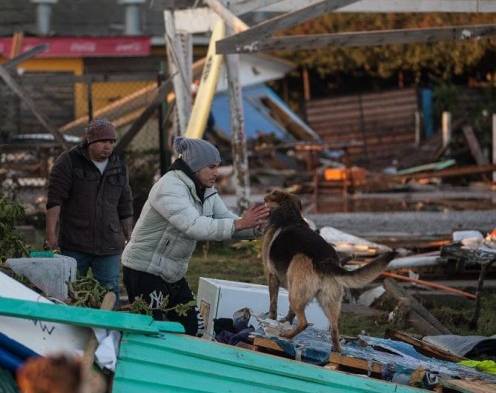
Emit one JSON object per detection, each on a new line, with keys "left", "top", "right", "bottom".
{"left": 46, "top": 119, "right": 133, "bottom": 297}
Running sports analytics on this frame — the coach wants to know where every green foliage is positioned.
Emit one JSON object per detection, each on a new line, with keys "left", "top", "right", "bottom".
{"left": 0, "top": 196, "right": 29, "bottom": 264}
{"left": 433, "top": 83, "right": 461, "bottom": 114}
{"left": 68, "top": 272, "right": 108, "bottom": 308}
{"left": 128, "top": 294, "right": 196, "bottom": 317}
{"left": 279, "top": 13, "right": 496, "bottom": 81}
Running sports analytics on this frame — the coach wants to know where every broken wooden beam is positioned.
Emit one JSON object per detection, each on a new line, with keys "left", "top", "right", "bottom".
{"left": 470, "top": 260, "right": 495, "bottom": 329}
{"left": 385, "top": 329, "right": 466, "bottom": 363}
{"left": 463, "top": 125, "right": 488, "bottom": 166}
{"left": 217, "top": 0, "right": 358, "bottom": 54}
{"left": 383, "top": 278, "right": 452, "bottom": 335}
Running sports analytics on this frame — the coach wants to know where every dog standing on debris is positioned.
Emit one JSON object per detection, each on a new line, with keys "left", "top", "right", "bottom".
{"left": 262, "top": 189, "right": 395, "bottom": 352}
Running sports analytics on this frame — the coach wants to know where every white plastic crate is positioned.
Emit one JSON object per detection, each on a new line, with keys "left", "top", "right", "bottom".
{"left": 196, "top": 277, "right": 329, "bottom": 339}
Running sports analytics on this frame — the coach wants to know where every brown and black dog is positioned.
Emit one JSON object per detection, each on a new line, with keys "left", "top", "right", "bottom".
{"left": 262, "top": 189, "right": 395, "bottom": 352}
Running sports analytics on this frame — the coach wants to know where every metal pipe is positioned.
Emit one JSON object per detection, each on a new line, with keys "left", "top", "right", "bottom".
{"left": 31, "top": 0, "right": 58, "bottom": 36}
{"left": 119, "top": 0, "right": 145, "bottom": 36}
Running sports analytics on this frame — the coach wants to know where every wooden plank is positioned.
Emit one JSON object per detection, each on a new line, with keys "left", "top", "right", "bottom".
{"left": 253, "top": 337, "right": 285, "bottom": 352}
{"left": 463, "top": 125, "right": 488, "bottom": 165}
{"left": 59, "top": 83, "right": 157, "bottom": 134}
{"left": 328, "top": 352, "right": 383, "bottom": 374}
{"left": 9, "top": 31, "right": 23, "bottom": 59}
{"left": 0, "top": 64, "right": 68, "bottom": 149}
{"left": 217, "top": 23, "right": 496, "bottom": 54}
{"left": 385, "top": 330, "right": 466, "bottom": 362}
{"left": 185, "top": 21, "right": 226, "bottom": 139}
{"left": 395, "top": 164, "right": 496, "bottom": 181}
{"left": 263, "top": 94, "right": 320, "bottom": 141}
{"left": 0, "top": 297, "right": 183, "bottom": 334}
{"left": 441, "top": 379, "right": 496, "bottom": 393}
{"left": 218, "top": 0, "right": 358, "bottom": 50}
{"left": 225, "top": 24, "right": 251, "bottom": 211}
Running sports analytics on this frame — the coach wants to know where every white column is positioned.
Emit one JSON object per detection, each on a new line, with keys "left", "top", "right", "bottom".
{"left": 442, "top": 111, "right": 452, "bottom": 149}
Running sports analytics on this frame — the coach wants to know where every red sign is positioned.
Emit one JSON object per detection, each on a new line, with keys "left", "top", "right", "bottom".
{"left": 0, "top": 36, "right": 151, "bottom": 58}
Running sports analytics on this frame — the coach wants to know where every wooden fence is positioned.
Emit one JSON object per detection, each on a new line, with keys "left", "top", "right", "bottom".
{"left": 306, "top": 88, "right": 418, "bottom": 167}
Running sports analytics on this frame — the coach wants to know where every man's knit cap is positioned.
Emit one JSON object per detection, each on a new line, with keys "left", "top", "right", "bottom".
{"left": 86, "top": 119, "right": 117, "bottom": 145}
{"left": 173, "top": 136, "right": 221, "bottom": 172}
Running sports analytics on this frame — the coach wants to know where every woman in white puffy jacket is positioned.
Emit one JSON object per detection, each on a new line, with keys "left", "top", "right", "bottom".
{"left": 122, "top": 136, "right": 269, "bottom": 335}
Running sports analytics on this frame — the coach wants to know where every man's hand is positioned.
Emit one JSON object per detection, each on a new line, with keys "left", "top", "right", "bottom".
{"left": 120, "top": 217, "right": 133, "bottom": 242}
{"left": 45, "top": 206, "right": 61, "bottom": 250}
{"left": 235, "top": 203, "right": 270, "bottom": 231}
{"left": 45, "top": 234, "right": 59, "bottom": 250}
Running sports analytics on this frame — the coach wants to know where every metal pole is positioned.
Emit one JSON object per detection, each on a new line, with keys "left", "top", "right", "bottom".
{"left": 87, "top": 76, "right": 93, "bottom": 121}
{"left": 493, "top": 114, "right": 496, "bottom": 182}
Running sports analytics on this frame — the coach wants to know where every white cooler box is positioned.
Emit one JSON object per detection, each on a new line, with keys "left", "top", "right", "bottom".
{"left": 197, "top": 277, "right": 329, "bottom": 339}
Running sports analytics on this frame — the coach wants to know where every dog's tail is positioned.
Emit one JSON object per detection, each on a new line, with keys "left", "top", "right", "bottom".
{"left": 335, "top": 251, "right": 396, "bottom": 288}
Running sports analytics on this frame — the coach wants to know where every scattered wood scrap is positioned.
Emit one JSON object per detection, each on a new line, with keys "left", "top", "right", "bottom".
{"left": 327, "top": 352, "right": 383, "bottom": 375}
{"left": 382, "top": 272, "right": 476, "bottom": 300}
{"left": 385, "top": 329, "right": 466, "bottom": 363}
{"left": 440, "top": 378, "right": 496, "bottom": 393}
{"left": 395, "top": 164, "right": 496, "bottom": 182}
{"left": 252, "top": 336, "right": 284, "bottom": 353}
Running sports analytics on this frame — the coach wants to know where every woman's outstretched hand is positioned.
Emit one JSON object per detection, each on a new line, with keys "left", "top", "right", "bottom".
{"left": 235, "top": 203, "right": 270, "bottom": 231}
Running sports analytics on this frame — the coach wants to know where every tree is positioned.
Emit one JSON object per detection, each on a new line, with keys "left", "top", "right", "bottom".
{"left": 278, "top": 13, "right": 496, "bottom": 82}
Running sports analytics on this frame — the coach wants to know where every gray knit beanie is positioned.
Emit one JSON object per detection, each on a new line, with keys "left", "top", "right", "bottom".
{"left": 173, "top": 136, "right": 221, "bottom": 172}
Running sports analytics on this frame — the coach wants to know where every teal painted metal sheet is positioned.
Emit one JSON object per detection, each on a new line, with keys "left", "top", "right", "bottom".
{"left": 0, "top": 297, "right": 184, "bottom": 335}
{"left": 114, "top": 333, "right": 426, "bottom": 393}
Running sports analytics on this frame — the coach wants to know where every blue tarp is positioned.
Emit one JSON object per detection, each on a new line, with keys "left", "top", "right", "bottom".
{"left": 211, "top": 84, "right": 298, "bottom": 141}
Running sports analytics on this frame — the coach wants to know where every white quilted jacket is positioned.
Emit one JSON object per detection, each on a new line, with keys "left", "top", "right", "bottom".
{"left": 122, "top": 169, "right": 255, "bottom": 282}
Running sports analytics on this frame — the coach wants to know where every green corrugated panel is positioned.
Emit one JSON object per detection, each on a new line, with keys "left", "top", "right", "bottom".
{"left": 0, "top": 368, "right": 19, "bottom": 393}
{"left": 0, "top": 297, "right": 184, "bottom": 334}
{"left": 113, "top": 333, "right": 426, "bottom": 393}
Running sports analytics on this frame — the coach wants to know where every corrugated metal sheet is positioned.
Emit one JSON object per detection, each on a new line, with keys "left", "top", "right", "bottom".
{"left": 306, "top": 88, "right": 418, "bottom": 167}
{"left": 113, "top": 332, "right": 424, "bottom": 393}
